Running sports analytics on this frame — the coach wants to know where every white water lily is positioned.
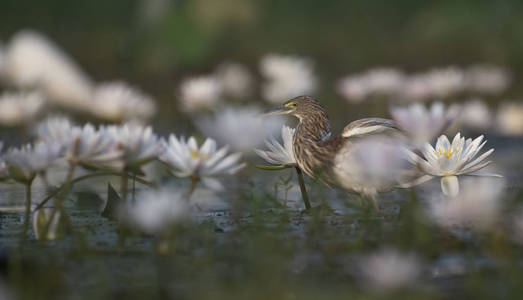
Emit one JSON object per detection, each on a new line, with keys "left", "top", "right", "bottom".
{"left": 496, "top": 102, "right": 523, "bottom": 136}
{"left": 0, "top": 91, "right": 45, "bottom": 127}
{"left": 91, "top": 81, "right": 156, "bottom": 122}
{"left": 255, "top": 125, "right": 296, "bottom": 166}
{"left": 104, "top": 123, "right": 164, "bottom": 169}
{"left": 408, "top": 133, "right": 500, "bottom": 196}
{"left": 430, "top": 177, "right": 506, "bottom": 231}
{"left": 121, "top": 188, "right": 190, "bottom": 234}
{"left": 160, "top": 134, "right": 245, "bottom": 190}
{"left": 400, "top": 67, "right": 466, "bottom": 100}
{"left": 4, "top": 142, "right": 61, "bottom": 183}
{"left": 390, "top": 102, "right": 459, "bottom": 149}
{"left": 359, "top": 249, "right": 421, "bottom": 291}
{"left": 179, "top": 76, "right": 222, "bottom": 112}
{"left": 197, "top": 106, "right": 284, "bottom": 152}
{"left": 215, "top": 62, "right": 252, "bottom": 99}
{"left": 68, "top": 124, "right": 124, "bottom": 171}
{"left": 337, "top": 68, "right": 405, "bottom": 103}
{"left": 260, "top": 54, "right": 317, "bottom": 104}
{"left": 419, "top": 67, "right": 466, "bottom": 98}
{"left": 5, "top": 30, "right": 93, "bottom": 111}
{"left": 465, "top": 65, "right": 510, "bottom": 95}
{"left": 34, "top": 116, "right": 75, "bottom": 148}
{"left": 459, "top": 99, "right": 492, "bottom": 130}
{"left": 335, "top": 137, "right": 410, "bottom": 196}
{"left": 36, "top": 117, "right": 124, "bottom": 171}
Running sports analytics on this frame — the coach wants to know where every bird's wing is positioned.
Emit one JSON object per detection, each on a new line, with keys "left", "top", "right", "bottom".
{"left": 341, "top": 118, "right": 400, "bottom": 138}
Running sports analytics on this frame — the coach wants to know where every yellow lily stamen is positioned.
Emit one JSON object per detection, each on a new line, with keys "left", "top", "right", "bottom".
{"left": 435, "top": 147, "right": 459, "bottom": 159}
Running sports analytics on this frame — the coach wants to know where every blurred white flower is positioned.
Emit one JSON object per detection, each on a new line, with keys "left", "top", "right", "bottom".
{"left": 419, "top": 67, "right": 466, "bottom": 98}
{"left": 465, "top": 65, "right": 510, "bottom": 95}
{"left": 337, "top": 76, "right": 369, "bottom": 103}
{"left": 364, "top": 68, "right": 405, "bottom": 95}
{"left": 104, "top": 123, "right": 164, "bottom": 169}
{"left": 0, "top": 143, "right": 9, "bottom": 180}
{"left": 390, "top": 102, "right": 459, "bottom": 149}
{"left": 408, "top": 133, "right": 500, "bottom": 197}
{"left": 5, "top": 142, "right": 61, "bottom": 183}
{"left": 0, "top": 91, "right": 45, "bottom": 126}
{"left": 496, "top": 102, "right": 523, "bottom": 136}
{"left": 160, "top": 134, "right": 245, "bottom": 190}
{"left": 337, "top": 68, "right": 405, "bottom": 103}
{"left": 5, "top": 30, "right": 93, "bottom": 110}
{"left": 401, "top": 75, "right": 433, "bottom": 100}
{"left": 121, "top": 188, "right": 190, "bottom": 234}
{"left": 179, "top": 76, "right": 222, "bottom": 112}
{"left": 33, "top": 208, "right": 63, "bottom": 240}
{"left": 401, "top": 67, "right": 465, "bottom": 100}
{"left": 334, "top": 137, "right": 409, "bottom": 196}
{"left": 255, "top": 125, "right": 296, "bottom": 166}
{"left": 91, "top": 81, "right": 156, "bottom": 122}
{"left": 34, "top": 116, "right": 75, "bottom": 147}
{"left": 215, "top": 62, "right": 252, "bottom": 99}
{"left": 458, "top": 99, "right": 492, "bottom": 130}
{"left": 260, "top": 54, "right": 317, "bottom": 103}
{"left": 360, "top": 248, "right": 421, "bottom": 291}
{"left": 430, "top": 177, "right": 505, "bottom": 230}
{"left": 197, "top": 106, "right": 284, "bottom": 152}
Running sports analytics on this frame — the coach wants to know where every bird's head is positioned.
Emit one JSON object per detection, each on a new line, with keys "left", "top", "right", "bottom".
{"left": 264, "top": 95, "right": 326, "bottom": 121}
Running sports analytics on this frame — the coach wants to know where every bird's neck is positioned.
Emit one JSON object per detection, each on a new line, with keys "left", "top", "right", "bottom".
{"left": 296, "top": 116, "right": 331, "bottom": 142}
{"left": 293, "top": 112, "right": 332, "bottom": 177}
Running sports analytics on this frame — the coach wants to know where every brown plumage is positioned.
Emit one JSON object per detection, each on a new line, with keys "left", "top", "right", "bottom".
{"left": 265, "top": 95, "right": 407, "bottom": 196}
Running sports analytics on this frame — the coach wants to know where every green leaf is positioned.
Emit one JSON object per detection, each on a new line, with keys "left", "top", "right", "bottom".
{"left": 255, "top": 164, "right": 295, "bottom": 170}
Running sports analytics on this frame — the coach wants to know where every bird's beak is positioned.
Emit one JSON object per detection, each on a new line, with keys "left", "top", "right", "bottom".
{"left": 263, "top": 105, "right": 292, "bottom": 116}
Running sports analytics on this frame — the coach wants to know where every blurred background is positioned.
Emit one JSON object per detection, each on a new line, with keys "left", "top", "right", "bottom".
{"left": 1, "top": 0, "right": 523, "bottom": 134}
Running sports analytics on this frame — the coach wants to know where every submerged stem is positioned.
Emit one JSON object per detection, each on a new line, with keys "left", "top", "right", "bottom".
{"left": 295, "top": 167, "right": 311, "bottom": 210}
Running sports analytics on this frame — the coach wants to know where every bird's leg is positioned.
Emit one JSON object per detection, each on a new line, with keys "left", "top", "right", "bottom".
{"left": 295, "top": 167, "right": 311, "bottom": 210}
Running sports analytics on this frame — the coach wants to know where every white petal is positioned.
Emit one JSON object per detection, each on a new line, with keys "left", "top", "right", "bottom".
{"left": 460, "top": 148, "right": 494, "bottom": 173}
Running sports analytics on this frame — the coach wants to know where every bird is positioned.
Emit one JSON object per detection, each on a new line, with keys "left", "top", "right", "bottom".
{"left": 264, "top": 95, "right": 415, "bottom": 208}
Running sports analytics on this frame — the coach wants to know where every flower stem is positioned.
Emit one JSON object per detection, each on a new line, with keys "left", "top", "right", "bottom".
{"left": 186, "top": 176, "right": 202, "bottom": 210}
{"left": 186, "top": 176, "right": 200, "bottom": 199}
{"left": 121, "top": 172, "right": 128, "bottom": 203}
{"left": 22, "top": 180, "right": 33, "bottom": 241}
{"left": 132, "top": 173, "right": 137, "bottom": 202}
{"left": 40, "top": 163, "right": 76, "bottom": 241}
{"left": 295, "top": 167, "right": 311, "bottom": 210}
